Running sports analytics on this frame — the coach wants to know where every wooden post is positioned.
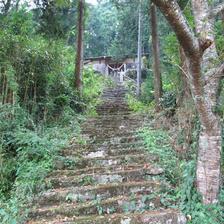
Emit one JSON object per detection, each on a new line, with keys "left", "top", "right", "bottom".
{"left": 124, "top": 63, "right": 127, "bottom": 73}
{"left": 120, "top": 72, "right": 124, "bottom": 83}
{"left": 106, "top": 65, "right": 109, "bottom": 76}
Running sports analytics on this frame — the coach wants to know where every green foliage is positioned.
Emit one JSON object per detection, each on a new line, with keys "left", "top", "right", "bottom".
{"left": 140, "top": 128, "right": 224, "bottom": 224}
{"left": 82, "top": 68, "right": 108, "bottom": 115}
{"left": 85, "top": 1, "right": 118, "bottom": 57}
{"left": 160, "top": 91, "right": 176, "bottom": 109}
{"left": 139, "top": 128, "right": 181, "bottom": 185}
{"left": 33, "top": 0, "right": 75, "bottom": 39}
{"left": 126, "top": 94, "right": 154, "bottom": 113}
{"left": 140, "top": 75, "right": 154, "bottom": 104}
{"left": 0, "top": 5, "right": 109, "bottom": 223}
{"left": 215, "top": 20, "right": 224, "bottom": 60}
{"left": 180, "top": 161, "right": 224, "bottom": 224}
{"left": 0, "top": 104, "right": 81, "bottom": 223}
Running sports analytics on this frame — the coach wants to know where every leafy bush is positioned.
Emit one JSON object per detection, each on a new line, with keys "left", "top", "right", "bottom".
{"left": 126, "top": 94, "right": 154, "bottom": 113}
{"left": 160, "top": 91, "right": 176, "bottom": 109}
{"left": 139, "top": 128, "right": 181, "bottom": 185}
{"left": 140, "top": 75, "right": 154, "bottom": 104}
{"left": 0, "top": 104, "right": 81, "bottom": 223}
{"left": 180, "top": 161, "right": 224, "bottom": 224}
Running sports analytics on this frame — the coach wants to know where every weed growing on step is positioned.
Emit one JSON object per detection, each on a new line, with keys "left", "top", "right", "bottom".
{"left": 79, "top": 176, "right": 95, "bottom": 186}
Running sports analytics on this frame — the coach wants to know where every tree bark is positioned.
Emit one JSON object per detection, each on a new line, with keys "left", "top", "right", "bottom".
{"left": 191, "top": 0, "right": 221, "bottom": 204}
{"left": 2, "top": 0, "right": 11, "bottom": 14}
{"left": 74, "top": 0, "right": 85, "bottom": 94}
{"left": 176, "top": 46, "right": 191, "bottom": 108}
{"left": 151, "top": 3, "right": 162, "bottom": 110}
{"left": 152, "top": 0, "right": 223, "bottom": 204}
{"left": 137, "top": 0, "right": 142, "bottom": 96}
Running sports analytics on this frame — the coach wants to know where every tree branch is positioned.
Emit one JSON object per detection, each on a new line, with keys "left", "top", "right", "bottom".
{"left": 151, "top": 0, "right": 199, "bottom": 58}
{"left": 209, "top": 2, "right": 224, "bottom": 18}
{"left": 1, "top": 0, "right": 6, "bottom": 7}
{"left": 213, "top": 62, "right": 224, "bottom": 78}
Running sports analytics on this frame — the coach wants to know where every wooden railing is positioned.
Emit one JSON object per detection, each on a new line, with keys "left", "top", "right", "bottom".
{"left": 106, "top": 64, "right": 138, "bottom": 92}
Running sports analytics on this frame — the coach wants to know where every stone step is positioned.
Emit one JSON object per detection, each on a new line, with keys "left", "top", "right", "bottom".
{"left": 100, "top": 98, "right": 126, "bottom": 102}
{"left": 27, "top": 209, "right": 186, "bottom": 224}
{"left": 82, "top": 128, "right": 141, "bottom": 135}
{"left": 81, "top": 131, "right": 138, "bottom": 139}
{"left": 97, "top": 102, "right": 128, "bottom": 106}
{"left": 85, "top": 136, "right": 142, "bottom": 145}
{"left": 83, "top": 117, "right": 144, "bottom": 124}
{"left": 51, "top": 164, "right": 150, "bottom": 177}
{"left": 97, "top": 112, "right": 132, "bottom": 116}
{"left": 102, "top": 89, "right": 127, "bottom": 93}
{"left": 87, "top": 114, "right": 146, "bottom": 120}
{"left": 58, "top": 153, "right": 157, "bottom": 169}
{"left": 66, "top": 141, "right": 145, "bottom": 152}
{"left": 46, "top": 165, "right": 164, "bottom": 188}
{"left": 30, "top": 194, "right": 162, "bottom": 220}
{"left": 84, "top": 121, "right": 144, "bottom": 129}
{"left": 102, "top": 90, "right": 127, "bottom": 94}
{"left": 61, "top": 145, "right": 146, "bottom": 157}
{"left": 84, "top": 119, "right": 146, "bottom": 126}
{"left": 96, "top": 106, "right": 130, "bottom": 110}
{"left": 96, "top": 111, "right": 132, "bottom": 115}
{"left": 37, "top": 180, "right": 164, "bottom": 206}
{"left": 80, "top": 135, "right": 142, "bottom": 144}
{"left": 82, "top": 126, "right": 143, "bottom": 135}
{"left": 96, "top": 107, "right": 130, "bottom": 112}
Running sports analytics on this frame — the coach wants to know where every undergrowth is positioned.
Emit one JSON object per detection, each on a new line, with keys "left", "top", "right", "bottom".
{"left": 0, "top": 70, "right": 109, "bottom": 223}
{"left": 139, "top": 128, "right": 224, "bottom": 224}
{"left": 126, "top": 94, "right": 154, "bottom": 113}
{"left": 0, "top": 105, "right": 83, "bottom": 223}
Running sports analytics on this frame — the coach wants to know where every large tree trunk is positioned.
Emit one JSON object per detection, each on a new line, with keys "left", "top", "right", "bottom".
{"left": 74, "top": 0, "right": 85, "bottom": 94}
{"left": 191, "top": 0, "right": 222, "bottom": 204}
{"left": 151, "top": 3, "right": 162, "bottom": 110}
{"left": 151, "top": 0, "right": 224, "bottom": 204}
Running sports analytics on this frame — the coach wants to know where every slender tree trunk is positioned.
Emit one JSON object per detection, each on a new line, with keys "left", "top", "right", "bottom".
{"left": 15, "top": 0, "right": 20, "bottom": 11}
{"left": 151, "top": 3, "right": 162, "bottom": 110}
{"left": 137, "top": 0, "right": 142, "bottom": 96}
{"left": 1, "top": 68, "right": 7, "bottom": 104}
{"left": 0, "top": 68, "right": 4, "bottom": 104}
{"left": 74, "top": 0, "right": 85, "bottom": 94}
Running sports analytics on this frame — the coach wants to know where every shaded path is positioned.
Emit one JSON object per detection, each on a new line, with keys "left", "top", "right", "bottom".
{"left": 28, "top": 84, "right": 186, "bottom": 224}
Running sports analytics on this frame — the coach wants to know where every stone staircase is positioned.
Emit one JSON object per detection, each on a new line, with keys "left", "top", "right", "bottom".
{"left": 27, "top": 84, "right": 186, "bottom": 224}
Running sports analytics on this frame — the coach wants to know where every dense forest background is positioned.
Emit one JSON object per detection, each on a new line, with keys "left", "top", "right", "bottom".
{"left": 0, "top": 0, "right": 224, "bottom": 223}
